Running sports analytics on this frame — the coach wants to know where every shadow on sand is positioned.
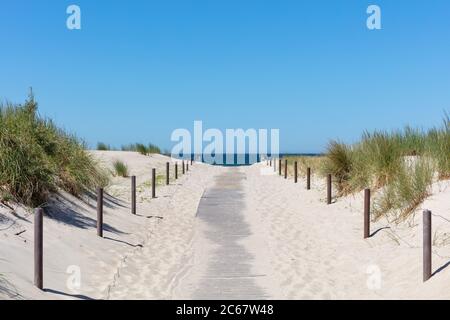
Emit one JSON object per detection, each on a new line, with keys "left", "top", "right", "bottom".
{"left": 433, "top": 260, "right": 450, "bottom": 277}
{"left": 43, "top": 288, "right": 95, "bottom": 300}
{"left": 104, "top": 236, "right": 143, "bottom": 248}
{"left": 370, "top": 226, "right": 391, "bottom": 238}
{"left": 0, "top": 276, "right": 24, "bottom": 300}
{"left": 44, "top": 192, "right": 126, "bottom": 235}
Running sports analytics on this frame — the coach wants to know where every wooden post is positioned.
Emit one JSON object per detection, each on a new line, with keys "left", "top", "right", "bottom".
{"left": 97, "top": 188, "right": 103, "bottom": 238}
{"left": 307, "top": 168, "right": 311, "bottom": 190}
{"left": 175, "top": 163, "right": 178, "bottom": 179}
{"left": 166, "top": 162, "right": 170, "bottom": 185}
{"left": 294, "top": 162, "right": 298, "bottom": 183}
{"left": 182, "top": 161, "right": 185, "bottom": 174}
{"left": 327, "top": 174, "right": 332, "bottom": 205}
{"left": 34, "top": 208, "right": 43, "bottom": 290}
{"left": 364, "top": 189, "right": 370, "bottom": 239}
{"left": 423, "top": 210, "right": 432, "bottom": 282}
{"left": 284, "top": 160, "right": 288, "bottom": 179}
{"left": 187, "top": 163, "right": 189, "bottom": 172}
{"left": 152, "top": 169, "right": 156, "bottom": 199}
{"left": 279, "top": 159, "right": 282, "bottom": 176}
{"left": 131, "top": 176, "right": 136, "bottom": 214}
{"left": 270, "top": 159, "right": 272, "bottom": 167}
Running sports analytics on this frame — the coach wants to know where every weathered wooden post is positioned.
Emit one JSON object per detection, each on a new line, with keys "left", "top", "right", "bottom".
{"left": 327, "top": 174, "right": 332, "bottom": 205}
{"left": 270, "top": 159, "right": 272, "bottom": 167}
{"left": 34, "top": 208, "right": 43, "bottom": 290}
{"left": 187, "top": 163, "right": 189, "bottom": 172}
{"left": 294, "top": 161, "right": 298, "bottom": 183}
{"left": 423, "top": 210, "right": 432, "bottom": 282}
{"left": 152, "top": 169, "right": 156, "bottom": 199}
{"left": 284, "top": 160, "right": 288, "bottom": 179}
{"left": 307, "top": 168, "right": 311, "bottom": 190}
{"left": 279, "top": 159, "right": 282, "bottom": 176}
{"left": 182, "top": 161, "right": 185, "bottom": 174}
{"left": 364, "top": 189, "right": 370, "bottom": 239}
{"left": 131, "top": 176, "right": 136, "bottom": 214}
{"left": 175, "top": 163, "right": 178, "bottom": 180}
{"left": 97, "top": 187, "right": 103, "bottom": 238}
{"left": 166, "top": 162, "right": 170, "bottom": 185}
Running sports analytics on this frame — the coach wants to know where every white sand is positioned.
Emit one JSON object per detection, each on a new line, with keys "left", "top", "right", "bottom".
{"left": 244, "top": 162, "right": 450, "bottom": 299}
{"left": 0, "top": 151, "right": 216, "bottom": 300}
{"left": 1, "top": 155, "right": 449, "bottom": 300}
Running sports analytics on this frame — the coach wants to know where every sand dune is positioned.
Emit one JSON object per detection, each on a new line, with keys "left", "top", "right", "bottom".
{"left": 1, "top": 155, "right": 449, "bottom": 300}
{"left": 0, "top": 151, "right": 213, "bottom": 300}
{"left": 245, "top": 162, "right": 450, "bottom": 299}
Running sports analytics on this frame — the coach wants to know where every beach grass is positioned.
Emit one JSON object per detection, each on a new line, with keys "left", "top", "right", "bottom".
{"left": 319, "top": 114, "right": 449, "bottom": 220}
{"left": 374, "top": 158, "right": 433, "bottom": 221}
{"left": 281, "top": 114, "right": 449, "bottom": 220}
{"left": 112, "top": 160, "right": 129, "bottom": 177}
{"left": 284, "top": 155, "right": 325, "bottom": 177}
{"left": 121, "top": 143, "right": 161, "bottom": 155}
{"left": 0, "top": 92, "right": 109, "bottom": 206}
{"left": 97, "top": 142, "right": 111, "bottom": 151}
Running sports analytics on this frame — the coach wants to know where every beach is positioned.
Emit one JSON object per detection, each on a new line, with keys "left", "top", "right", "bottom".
{"left": 1, "top": 152, "right": 449, "bottom": 300}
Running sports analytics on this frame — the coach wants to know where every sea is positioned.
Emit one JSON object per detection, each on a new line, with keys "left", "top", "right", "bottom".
{"left": 174, "top": 154, "right": 323, "bottom": 167}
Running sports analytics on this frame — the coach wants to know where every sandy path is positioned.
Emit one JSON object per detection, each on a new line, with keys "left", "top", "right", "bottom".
{"left": 173, "top": 167, "right": 283, "bottom": 299}
{"left": 245, "top": 162, "right": 450, "bottom": 299}
{"left": 106, "top": 162, "right": 219, "bottom": 299}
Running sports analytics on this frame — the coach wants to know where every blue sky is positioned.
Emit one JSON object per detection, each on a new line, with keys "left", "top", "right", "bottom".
{"left": 1, "top": 0, "right": 449, "bottom": 153}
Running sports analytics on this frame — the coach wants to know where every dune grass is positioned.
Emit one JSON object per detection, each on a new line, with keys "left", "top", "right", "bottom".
{"left": 97, "top": 142, "right": 111, "bottom": 151}
{"left": 112, "top": 160, "right": 129, "bottom": 177}
{"left": 374, "top": 158, "right": 433, "bottom": 221}
{"left": 281, "top": 114, "right": 448, "bottom": 220}
{"left": 316, "top": 114, "right": 449, "bottom": 220}
{"left": 284, "top": 155, "right": 325, "bottom": 178}
{"left": 121, "top": 143, "right": 161, "bottom": 155}
{"left": 0, "top": 93, "right": 109, "bottom": 206}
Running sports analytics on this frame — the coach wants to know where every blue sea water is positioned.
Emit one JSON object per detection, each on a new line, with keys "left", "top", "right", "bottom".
{"left": 175, "top": 154, "right": 322, "bottom": 166}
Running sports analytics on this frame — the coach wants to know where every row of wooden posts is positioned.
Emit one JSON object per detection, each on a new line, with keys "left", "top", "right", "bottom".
{"left": 267, "top": 158, "right": 434, "bottom": 283}
{"left": 34, "top": 159, "right": 194, "bottom": 290}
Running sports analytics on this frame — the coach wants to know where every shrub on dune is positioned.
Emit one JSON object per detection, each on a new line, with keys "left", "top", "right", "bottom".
{"left": 135, "top": 143, "right": 148, "bottom": 155}
{"left": 321, "top": 114, "right": 449, "bottom": 221}
{"left": 359, "top": 131, "right": 403, "bottom": 188}
{"left": 147, "top": 143, "right": 161, "bottom": 154}
{"left": 284, "top": 155, "right": 325, "bottom": 177}
{"left": 120, "top": 142, "right": 161, "bottom": 155}
{"left": 113, "top": 160, "right": 129, "bottom": 177}
{"left": 425, "top": 114, "right": 450, "bottom": 179}
{"left": 322, "top": 141, "right": 354, "bottom": 195}
{"left": 374, "top": 159, "right": 433, "bottom": 221}
{"left": 0, "top": 93, "right": 109, "bottom": 206}
{"left": 97, "top": 142, "right": 110, "bottom": 151}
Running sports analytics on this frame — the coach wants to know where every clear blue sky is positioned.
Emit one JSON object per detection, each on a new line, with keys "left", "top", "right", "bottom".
{"left": 1, "top": 0, "right": 449, "bottom": 153}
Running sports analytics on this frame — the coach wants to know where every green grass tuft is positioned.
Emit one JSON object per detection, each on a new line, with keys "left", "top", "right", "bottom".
{"left": 112, "top": 160, "right": 129, "bottom": 177}
{"left": 97, "top": 142, "right": 111, "bottom": 151}
{"left": 319, "top": 113, "right": 449, "bottom": 220}
{"left": 0, "top": 92, "right": 109, "bottom": 206}
{"left": 121, "top": 142, "right": 161, "bottom": 155}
